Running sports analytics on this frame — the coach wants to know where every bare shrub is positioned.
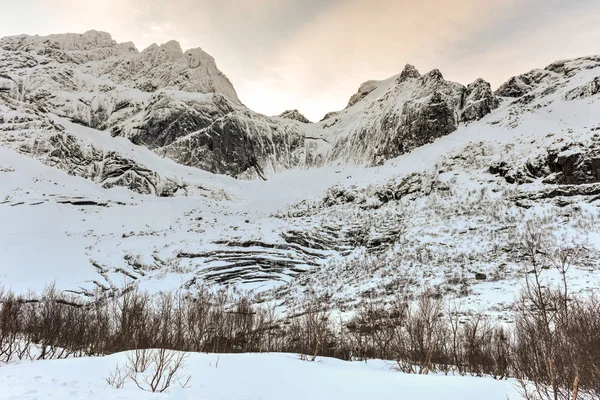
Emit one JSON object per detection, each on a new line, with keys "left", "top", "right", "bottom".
{"left": 288, "top": 296, "right": 334, "bottom": 361}
{"left": 105, "top": 363, "right": 129, "bottom": 389}
{"left": 512, "top": 222, "right": 599, "bottom": 400}
{"left": 0, "top": 289, "right": 27, "bottom": 363}
{"left": 129, "top": 349, "right": 191, "bottom": 393}
{"left": 401, "top": 290, "right": 447, "bottom": 375}
{"left": 128, "top": 348, "right": 152, "bottom": 373}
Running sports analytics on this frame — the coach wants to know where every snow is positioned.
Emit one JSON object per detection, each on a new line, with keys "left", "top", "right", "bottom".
{"left": 1, "top": 31, "right": 600, "bottom": 319}
{"left": 1, "top": 54, "right": 600, "bottom": 311}
{"left": 0, "top": 352, "right": 520, "bottom": 400}
{"left": 1, "top": 32, "right": 600, "bottom": 399}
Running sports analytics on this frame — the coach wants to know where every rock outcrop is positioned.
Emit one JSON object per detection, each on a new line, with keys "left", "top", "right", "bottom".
{"left": 462, "top": 78, "right": 500, "bottom": 122}
{"left": 0, "top": 98, "right": 186, "bottom": 195}
{"left": 279, "top": 109, "right": 310, "bottom": 123}
{"left": 321, "top": 66, "right": 499, "bottom": 166}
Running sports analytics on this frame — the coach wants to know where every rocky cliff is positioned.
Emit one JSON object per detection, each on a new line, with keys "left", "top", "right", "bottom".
{"left": 1, "top": 30, "right": 600, "bottom": 190}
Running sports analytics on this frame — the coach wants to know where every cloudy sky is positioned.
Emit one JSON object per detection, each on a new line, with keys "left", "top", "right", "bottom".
{"left": 1, "top": 0, "right": 599, "bottom": 120}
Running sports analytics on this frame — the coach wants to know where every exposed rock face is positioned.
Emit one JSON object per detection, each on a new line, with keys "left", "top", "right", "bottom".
{"left": 47, "top": 133, "right": 179, "bottom": 195}
{"left": 462, "top": 78, "right": 500, "bottom": 122}
{"left": 398, "top": 63, "right": 421, "bottom": 83}
{"left": 346, "top": 80, "right": 378, "bottom": 108}
{"left": 545, "top": 55, "right": 600, "bottom": 76}
{"left": 565, "top": 77, "right": 600, "bottom": 100}
{"left": 158, "top": 111, "right": 307, "bottom": 180}
{"left": 495, "top": 69, "right": 556, "bottom": 98}
{"left": 278, "top": 109, "right": 310, "bottom": 123}
{"left": 495, "top": 77, "right": 531, "bottom": 98}
{"left": 544, "top": 138, "right": 600, "bottom": 184}
{"left": 320, "top": 111, "right": 339, "bottom": 122}
{"left": 321, "top": 67, "right": 499, "bottom": 166}
{"left": 124, "top": 92, "right": 234, "bottom": 149}
{"left": 489, "top": 134, "right": 600, "bottom": 186}
{"left": 0, "top": 98, "right": 184, "bottom": 195}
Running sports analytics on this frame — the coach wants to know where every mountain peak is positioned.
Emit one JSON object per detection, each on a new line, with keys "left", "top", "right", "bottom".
{"left": 0, "top": 30, "right": 135, "bottom": 64}
{"left": 142, "top": 40, "right": 183, "bottom": 59}
{"left": 279, "top": 109, "right": 311, "bottom": 123}
{"left": 423, "top": 68, "right": 444, "bottom": 82}
{"left": 183, "top": 48, "right": 217, "bottom": 68}
{"left": 398, "top": 63, "right": 421, "bottom": 82}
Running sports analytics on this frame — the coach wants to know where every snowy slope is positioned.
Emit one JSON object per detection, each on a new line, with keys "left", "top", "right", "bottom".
{"left": 1, "top": 31, "right": 600, "bottom": 321}
{"left": 0, "top": 352, "right": 520, "bottom": 400}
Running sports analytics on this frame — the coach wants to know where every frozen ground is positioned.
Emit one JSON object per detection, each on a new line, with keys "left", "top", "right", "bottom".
{"left": 0, "top": 352, "right": 520, "bottom": 400}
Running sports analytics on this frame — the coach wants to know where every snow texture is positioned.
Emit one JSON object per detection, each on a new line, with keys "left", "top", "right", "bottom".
{"left": 0, "top": 352, "right": 520, "bottom": 400}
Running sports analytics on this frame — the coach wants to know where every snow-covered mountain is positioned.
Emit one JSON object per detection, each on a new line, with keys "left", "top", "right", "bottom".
{"left": 309, "top": 64, "right": 499, "bottom": 166}
{"left": 0, "top": 30, "right": 308, "bottom": 180}
{"left": 0, "top": 31, "right": 501, "bottom": 181}
{"left": 1, "top": 30, "right": 600, "bottom": 318}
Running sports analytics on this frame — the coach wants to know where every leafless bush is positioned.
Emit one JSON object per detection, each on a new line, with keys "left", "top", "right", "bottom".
{"left": 105, "top": 363, "right": 129, "bottom": 389}
{"left": 0, "top": 289, "right": 26, "bottom": 363}
{"left": 129, "top": 349, "right": 191, "bottom": 393}
{"left": 288, "top": 296, "right": 336, "bottom": 361}
{"left": 512, "top": 221, "right": 599, "bottom": 400}
{"left": 128, "top": 348, "right": 152, "bottom": 373}
{"left": 105, "top": 349, "right": 191, "bottom": 392}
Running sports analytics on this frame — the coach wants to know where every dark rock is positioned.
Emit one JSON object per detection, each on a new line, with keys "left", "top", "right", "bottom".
{"left": 496, "top": 69, "right": 555, "bottom": 98}
{"left": 423, "top": 69, "right": 444, "bottom": 83}
{"left": 398, "top": 64, "right": 421, "bottom": 83}
{"left": 496, "top": 77, "right": 531, "bottom": 98}
{"left": 490, "top": 136, "right": 600, "bottom": 187}
{"left": 321, "top": 186, "right": 363, "bottom": 207}
{"left": 158, "top": 112, "right": 306, "bottom": 179}
{"left": 320, "top": 111, "right": 339, "bottom": 122}
{"left": 565, "top": 77, "right": 600, "bottom": 100}
{"left": 475, "top": 273, "right": 487, "bottom": 280}
{"left": 346, "top": 80, "right": 378, "bottom": 108}
{"left": 546, "top": 142, "right": 600, "bottom": 184}
{"left": 461, "top": 78, "right": 500, "bottom": 122}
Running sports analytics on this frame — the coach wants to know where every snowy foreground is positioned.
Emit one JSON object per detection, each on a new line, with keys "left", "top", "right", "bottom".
{"left": 0, "top": 352, "right": 520, "bottom": 400}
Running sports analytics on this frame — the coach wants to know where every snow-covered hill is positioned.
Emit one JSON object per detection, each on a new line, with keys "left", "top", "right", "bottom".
{"left": 1, "top": 31, "right": 600, "bottom": 320}
{"left": 0, "top": 352, "right": 519, "bottom": 400}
